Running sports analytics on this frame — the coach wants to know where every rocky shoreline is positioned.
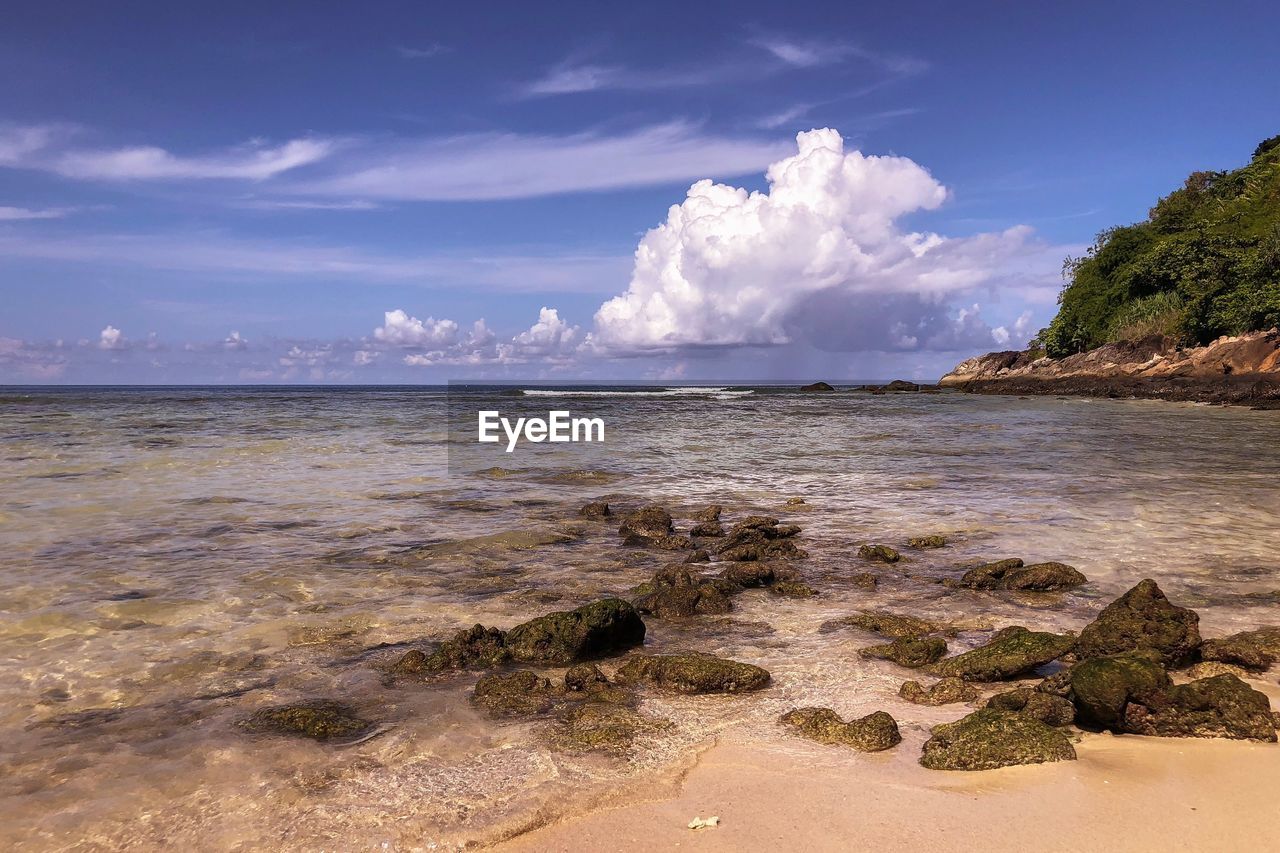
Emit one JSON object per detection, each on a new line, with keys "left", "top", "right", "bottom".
{"left": 939, "top": 329, "right": 1280, "bottom": 408}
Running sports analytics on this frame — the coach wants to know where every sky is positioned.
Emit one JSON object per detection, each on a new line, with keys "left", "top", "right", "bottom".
{"left": 1, "top": 0, "right": 1278, "bottom": 383}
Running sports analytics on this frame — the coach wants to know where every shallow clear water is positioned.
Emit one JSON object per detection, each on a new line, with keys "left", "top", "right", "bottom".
{"left": 2, "top": 386, "right": 1278, "bottom": 849}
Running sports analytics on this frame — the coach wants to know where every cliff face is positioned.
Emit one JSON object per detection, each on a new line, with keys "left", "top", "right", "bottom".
{"left": 939, "top": 329, "right": 1280, "bottom": 407}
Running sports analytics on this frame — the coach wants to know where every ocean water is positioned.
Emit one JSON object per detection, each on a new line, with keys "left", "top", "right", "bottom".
{"left": 2, "top": 386, "right": 1279, "bottom": 849}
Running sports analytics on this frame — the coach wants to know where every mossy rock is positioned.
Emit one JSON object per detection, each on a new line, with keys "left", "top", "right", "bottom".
{"left": 635, "top": 582, "right": 732, "bottom": 618}
{"left": 239, "top": 700, "right": 372, "bottom": 741}
{"left": 955, "top": 558, "right": 1023, "bottom": 588}
{"left": 1069, "top": 649, "right": 1171, "bottom": 728}
{"left": 779, "top": 707, "right": 901, "bottom": 752}
{"left": 824, "top": 611, "right": 944, "bottom": 640}
{"left": 692, "top": 504, "right": 723, "bottom": 523}
{"left": 920, "top": 708, "right": 1077, "bottom": 770}
{"left": 616, "top": 652, "right": 771, "bottom": 694}
{"left": 617, "top": 505, "right": 673, "bottom": 539}
{"left": 907, "top": 534, "right": 947, "bottom": 549}
{"left": 689, "top": 520, "right": 725, "bottom": 537}
{"left": 898, "top": 678, "right": 979, "bottom": 706}
{"left": 770, "top": 580, "right": 816, "bottom": 598}
{"left": 985, "top": 688, "right": 1076, "bottom": 726}
{"left": 860, "top": 636, "right": 948, "bottom": 668}
{"left": 1076, "top": 579, "right": 1200, "bottom": 666}
{"left": 546, "top": 703, "right": 671, "bottom": 753}
{"left": 926, "top": 628, "right": 1075, "bottom": 682}
{"left": 959, "top": 559, "right": 1086, "bottom": 592}
{"left": 505, "top": 598, "right": 646, "bottom": 665}
{"left": 1121, "top": 674, "right": 1277, "bottom": 742}
{"left": 858, "top": 544, "right": 900, "bottom": 564}
{"left": 390, "top": 624, "right": 509, "bottom": 675}
{"left": 472, "top": 670, "right": 560, "bottom": 718}
{"left": 579, "top": 501, "right": 610, "bottom": 519}
{"left": 1200, "top": 627, "right": 1280, "bottom": 672}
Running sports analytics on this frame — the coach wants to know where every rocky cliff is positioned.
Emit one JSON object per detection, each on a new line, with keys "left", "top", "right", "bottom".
{"left": 939, "top": 329, "right": 1280, "bottom": 407}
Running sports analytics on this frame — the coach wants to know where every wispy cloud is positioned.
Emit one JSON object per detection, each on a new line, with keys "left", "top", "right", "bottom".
{"left": 750, "top": 36, "right": 928, "bottom": 76}
{"left": 395, "top": 43, "right": 448, "bottom": 59}
{"left": 0, "top": 205, "right": 76, "bottom": 221}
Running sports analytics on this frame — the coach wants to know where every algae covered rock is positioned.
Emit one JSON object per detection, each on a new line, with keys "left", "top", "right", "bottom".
{"left": 959, "top": 559, "right": 1086, "bottom": 592}
{"left": 1069, "top": 650, "right": 1171, "bottom": 728}
{"left": 633, "top": 567, "right": 734, "bottom": 618}
{"left": 546, "top": 703, "right": 671, "bottom": 753}
{"left": 899, "top": 678, "right": 979, "bottom": 706}
{"left": 822, "top": 611, "right": 944, "bottom": 640}
{"left": 505, "top": 598, "right": 646, "bottom": 665}
{"left": 1075, "top": 579, "right": 1201, "bottom": 665}
{"left": 1120, "top": 674, "right": 1277, "bottom": 742}
{"left": 919, "top": 708, "right": 1076, "bottom": 770}
{"left": 985, "top": 688, "right": 1076, "bottom": 726}
{"left": 618, "top": 505, "right": 673, "bottom": 539}
{"left": 390, "top": 624, "right": 509, "bottom": 675}
{"left": 859, "top": 636, "right": 948, "bottom": 668}
{"left": 926, "top": 628, "right": 1075, "bottom": 682}
{"left": 770, "top": 579, "right": 816, "bottom": 598}
{"left": 689, "top": 520, "right": 725, "bottom": 537}
{"left": 907, "top": 534, "right": 947, "bottom": 549}
{"left": 240, "top": 700, "right": 373, "bottom": 741}
{"left": 715, "top": 518, "right": 807, "bottom": 562}
{"left": 1200, "top": 627, "right": 1280, "bottom": 671}
{"left": 779, "top": 707, "right": 901, "bottom": 752}
{"left": 616, "top": 652, "right": 771, "bottom": 694}
{"left": 579, "top": 501, "right": 611, "bottom": 519}
{"left": 858, "top": 544, "right": 901, "bottom": 563}
{"left": 472, "top": 670, "right": 560, "bottom": 717}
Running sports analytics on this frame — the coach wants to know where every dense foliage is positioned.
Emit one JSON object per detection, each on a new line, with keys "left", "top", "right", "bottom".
{"left": 1037, "top": 136, "right": 1280, "bottom": 357}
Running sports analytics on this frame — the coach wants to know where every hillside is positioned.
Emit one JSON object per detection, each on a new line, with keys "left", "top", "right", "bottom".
{"left": 1037, "top": 134, "right": 1280, "bottom": 357}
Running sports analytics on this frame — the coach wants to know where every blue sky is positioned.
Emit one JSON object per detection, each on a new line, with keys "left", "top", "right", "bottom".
{"left": 1, "top": 0, "right": 1277, "bottom": 382}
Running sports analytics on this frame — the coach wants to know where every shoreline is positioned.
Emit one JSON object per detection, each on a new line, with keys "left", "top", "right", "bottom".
{"left": 500, "top": 727, "right": 1280, "bottom": 852}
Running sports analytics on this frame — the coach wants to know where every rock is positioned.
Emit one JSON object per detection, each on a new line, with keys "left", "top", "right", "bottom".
{"left": 885, "top": 379, "right": 921, "bottom": 392}
{"left": 689, "top": 520, "right": 724, "bottom": 537}
{"left": 616, "top": 652, "right": 771, "bottom": 694}
{"left": 927, "top": 628, "right": 1076, "bottom": 682}
{"left": 1075, "top": 579, "right": 1201, "bottom": 666}
{"left": 858, "top": 544, "right": 900, "bottom": 564}
{"left": 579, "top": 501, "right": 610, "bottom": 519}
{"left": 562, "top": 663, "right": 633, "bottom": 705}
{"left": 684, "top": 549, "right": 711, "bottom": 564}
{"left": 771, "top": 580, "right": 817, "bottom": 598}
{"left": 860, "top": 636, "right": 948, "bottom": 668}
{"left": 899, "top": 678, "right": 979, "bottom": 706}
{"left": 618, "top": 505, "right": 673, "bottom": 539}
{"left": 239, "top": 701, "right": 372, "bottom": 741}
{"left": 1121, "top": 674, "right": 1277, "bottom": 742}
{"left": 779, "top": 707, "right": 901, "bottom": 752}
{"left": 785, "top": 497, "right": 807, "bottom": 506}
{"left": 623, "top": 532, "right": 694, "bottom": 550}
{"left": 1035, "top": 670, "right": 1075, "bottom": 697}
{"left": 985, "top": 688, "right": 1076, "bottom": 726}
{"left": 692, "top": 504, "right": 723, "bottom": 522}
{"left": 505, "top": 598, "right": 646, "bottom": 665}
{"left": 1069, "top": 650, "right": 1171, "bottom": 728}
{"left": 730, "top": 515, "right": 780, "bottom": 533}
{"left": 390, "top": 624, "right": 509, "bottom": 675}
{"left": 715, "top": 524, "right": 808, "bottom": 561}
{"left": 919, "top": 708, "right": 1077, "bottom": 770}
{"left": 850, "top": 572, "right": 879, "bottom": 589}
{"left": 635, "top": 575, "right": 733, "bottom": 618}
{"left": 546, "top": 703, "right": 670, "bottom": 753}
{"left": 718, "top": 562, "right": 784, "bottom": 588}
{"left": 472, "top": 670, "right": 559, "bottom": 717}
{"left": 799, "top": 381, "right": 835, "bottom": 392}
{"left": 1200, "top": 627, "right": 1280, "bottom": 671}
{"left": 1186, "top": 661, "right": 1251, "bottom": 680}
{"left": 907, "top": 535, "right": 947, "bottom": 549}
{"left": 958, "top": 559, "right": 1086, "bottom": 591}
{"left": 821, "top": 611, "right": 943, "bottom": 640}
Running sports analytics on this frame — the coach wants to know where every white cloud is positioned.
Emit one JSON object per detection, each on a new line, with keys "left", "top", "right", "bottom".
{"left": 509, "top": 307, "right": 580, "bottom": 360}
{"left": 223, "top": 330, "right": 248, "bottom": 350}
{"left": 0, "top": 205, "right": 74, "bottom": 221}
{"left": 373, "top": 309, "right": 460, "bottom": 347}
{"left": 395, "top": 43, "right": 448, "bottom": 59}
{"left": 98, "top": 325, "right": 124, "bottom": 350}
{"left": 749, "top": 37, "right": 927, "bottom": 75}
{"left": 54, "top": 138, "right": 333, "bottom": 181}
{"left": 591, "top": 128, "right": 1050, "bottom": 354}
{"left": 290, "top": 122, "right": 789, "bottom": 201}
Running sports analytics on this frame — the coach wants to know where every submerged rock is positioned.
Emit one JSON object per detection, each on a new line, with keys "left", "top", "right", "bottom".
{"left": 472, "top": 670, "right": 560, "bottom": 717}
{"left": 985, "top": 688, "right": 1076, "bottom": 726}
{"left": 958, "top": 559, "right": 1086, "bottom": 591}
{"left": 858, "top": 544, "right": 901, "bottom": 564}
{"left": 859, "top": 636, "right": 948, "bottom": 668}
{"left": 926, "top": 628, "right": 1075, "bottom": 682}
{"left": 579, "top": 501, "right": 611, "bottom": 519}
{"left": 919, "top": 708, "right": 1076, "bottom": 770}
{"left": 770, "top": 579, "right": 816, "bottom": 598}
{"left": 1121, "top": 674, "right": 1277, "bottom": 742}
{"left": 907, "top": 535, "right": 947, "bottom": 549}
{"left": 634, "top": 567, "right": 734, "bottom": 618}
{"left": 1069, "top": 650, "right": 1171, "bottom": 729}
{"left": 618, "top": 505, "right": 673, "bottom": 539}
{"left": 240, "top": 701, "right": 372, "bottom": 741}
{"left": 779, "top": 707, "right": 901, "bottom": 752}
{"left": 390, "top": 624, "right": 509, "bottom": 675}
{"left": 616, "top": 652, "right": 771, "bottom": 694}
{"left": 1200, "top": 627, "right": 1280, "bottom": 671}
{"left": 822, "top": 611, "right": 944, "bottom": 640}
{"left": 714, "top": 517, "right": 806, "bottom": 562}
{"left": 546, "top": 703, "right": 671, "bottom": 753}
{"left": 1075, "top": 579, "right": 1201, "bottom": 666}
{"left": 505, "top": 598, "right": 646, "bottom": 665}
{"left": 898, "top": 678, "right": 979, "bottom": 706}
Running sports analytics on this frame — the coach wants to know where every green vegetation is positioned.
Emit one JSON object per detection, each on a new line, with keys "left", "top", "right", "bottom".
{"left": 1037, "top": 135, "right": 1280, "bottom": 357}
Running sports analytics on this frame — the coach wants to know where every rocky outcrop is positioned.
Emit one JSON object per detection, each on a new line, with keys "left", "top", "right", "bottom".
{"left": 1200, "top": 627, "right": 1280, "bottom": 671}
{"left": 390, "top": 624, "right": 509, "bottom": 675}
{"left": 799, "top": 381, "right": 835, "bottom": 392}
{"left": 939, "top": 330, "right": 1280, "bottom": 407}
{"left": 780, "top": 707, "right": 901, "bottom": 751}
{"left": 859, "top": 636, "right": 949, "bottom": 668}
{"left": 858, "top": 544, "right": 900, "bottom": 564}
{"left": 1069, "top": 650, "right": 1172, "bottom": 728}
{"left": 505, "top": 598, "right": 646, "bottom": 665}
{"left": 822, "top": 611, "right": 946, "bottom": 640}
{"left": 1119, "top": 674, "right": 1277, "bottom": 742}
{"left": 954, "top": 559, "right": 1087, "bottom": 592}
{"left": 615, "top": 652, "right": 771, "bottom": 694}
{"left": 1075, "top": 580, "right": 1200, "bottom": 666}
{"left": 984, "top": 688, "right": 1076, "bottom": 727}
{"left": 926, "top": 628, "right": 1075, "bottom": 682}
{"left": 899, "top": 678, "right": 979, "bottom": 706}
{"left": 919, "top": 708, "right": 1076, "bottom": 770}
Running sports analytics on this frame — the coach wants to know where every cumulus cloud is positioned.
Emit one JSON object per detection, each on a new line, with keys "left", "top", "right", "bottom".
{"left": 98, "top": 325, "right": 124, "bottom": 350}
{"left": 591, "top": 128, "right": 1047, "bottom": 355}
{"left": 509, "top": 307, "right": 579, "bottom": 357}
{"left": 223, "top": 330, "right": 248, "bottom": 350}
{"left": 373, "top": 309, "right": 460, "bottom": 347}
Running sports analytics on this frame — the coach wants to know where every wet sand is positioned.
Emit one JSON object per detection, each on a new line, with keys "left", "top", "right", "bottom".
{"left": 503, "top": 731, "right": 1280, "bottom": 852}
